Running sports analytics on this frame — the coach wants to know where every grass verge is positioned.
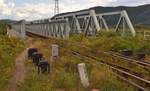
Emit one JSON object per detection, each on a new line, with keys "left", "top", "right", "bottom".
{"left": 0, "top": 35, "right": 25, "bottom": 91}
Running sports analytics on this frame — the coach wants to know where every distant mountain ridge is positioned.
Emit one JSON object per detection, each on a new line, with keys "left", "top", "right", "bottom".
{"left": 55, "top": 4, "right": 150, "bottom": 26}
{"left": 0, "top": 4, "right": 150, "bottom": 26}
{"left": 0, "top": 19, "right": 17, "bottom": 24}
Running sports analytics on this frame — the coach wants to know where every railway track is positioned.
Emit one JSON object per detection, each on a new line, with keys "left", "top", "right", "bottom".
{"left": 46, "top": 35, "right": 150, "bottom": 70}
{"left": 108, "top": 51, "right": 150, "bottom": 67}
{"left": 27, "top": 31, "right": 150, "bottom": 74}
{"left": 27, "top": 32, "right": 150, "bottom": 90}
{"left": 71, "top": 50, "right": 150, "bottom": 91}
{"left": 70, "top": 43, "right": 150, "bottom": 70}
{"left": 88, "top": 49, "right": 150, "bottom": 72}
{"left": 26, "top": 31, "right": 49, "bottom": 39}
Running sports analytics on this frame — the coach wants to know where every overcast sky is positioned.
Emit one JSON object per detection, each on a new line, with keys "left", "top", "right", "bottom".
{"left": 0, "top": 0, "right": 150, "bottom": 20}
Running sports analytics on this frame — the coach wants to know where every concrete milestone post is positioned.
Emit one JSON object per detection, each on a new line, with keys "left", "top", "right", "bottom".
{"left": 52, "top": 44, "right": 59, "bottom": 59}
{"left": 78, "top": 63, "right": 90, "bottom": 88}
{"left": 50, "top": 44, "right": 59, "bottom": 73}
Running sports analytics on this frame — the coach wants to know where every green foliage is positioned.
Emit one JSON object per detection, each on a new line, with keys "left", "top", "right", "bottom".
{"left": 75, "top": 31, "right": 150, "bottom": 53}
{"left": 70, "top": 34, "right": 83, "bottom": 42}
{"left": 101, "top": 75, "right": 135, "bottom": 91}
{"left": 0, "top": 35, "right": 25, "bottom": 91}
{"left": 0, "top": 23, "right": 8, "bottom": 35}
{"left": 53, "top": 70, "right": 78, "bottom": 89}
{"left": 89, "top": 64, "right": 136, "bottom": 91}
{"left": 18, "top": 72, "right": 56, "bottom": 91}
{"left": 18, "top": 39, "right": 138, "bottom": 91}
{"left": 97, "top": 31, "right": 120, "bottom": 37}
{"left": 68, "top": 31, "right": 150, "bottom": 55}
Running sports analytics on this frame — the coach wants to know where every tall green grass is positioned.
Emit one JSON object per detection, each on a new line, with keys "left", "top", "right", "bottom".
{"left": 70, "top": 31, "right": 150, "bottom": 54}
{"left": 0, "top": 23, "right": 8, "bottom": 35}
{"left": 18, "top": 39, "right": 136, "bottom": 91}
{"left": 0, "top": 35, "right": 25, "bottom": 91}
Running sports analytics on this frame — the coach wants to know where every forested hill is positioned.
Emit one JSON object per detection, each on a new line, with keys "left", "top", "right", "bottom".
{"left": 55, "top": 4, "right": 150, "bottom": 26}
{"left": 0, "top": 19, "right": 17, "bottom": 24}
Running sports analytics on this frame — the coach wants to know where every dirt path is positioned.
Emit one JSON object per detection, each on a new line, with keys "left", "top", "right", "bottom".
{"left": 7, "top": 49, "right": 27, "bottom": 91}
{"left": 6, "top": 37, "right": 35, "bottom": 91}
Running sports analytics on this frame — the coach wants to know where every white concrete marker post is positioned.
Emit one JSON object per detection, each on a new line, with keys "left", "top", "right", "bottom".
{"left": 50, "top": 44, "right": 59, "bottom": 73}
{"left": 51, "top": 44, "right": 59, "bottom": 63}
{"left": 52, "top": 44, "right": 59, "bottom": 58}
{"left": 78, "top": 63, "right": 90, "bottom": 88}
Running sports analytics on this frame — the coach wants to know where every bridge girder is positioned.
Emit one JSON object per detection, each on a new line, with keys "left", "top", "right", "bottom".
{"left": 10, "top": 10, "right": 136, "bottom": 39}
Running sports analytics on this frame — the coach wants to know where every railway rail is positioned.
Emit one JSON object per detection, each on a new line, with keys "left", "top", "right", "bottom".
{"left": 27, "top": 31, "right": 150, "bottom": 71}
{"left": 27, "top": 31, "right": 150, "bottom": 91}
{"left": 26, "top": 31, "right": 49, "bottom": 39}
{"left": 108, "top": 51, "right": 150, "bottom": 67}
{"left": 71, "top": 50, "right": 150, "bottom": 91}
{"left": 27, "top": 31, "right": 150, "bottom": 72}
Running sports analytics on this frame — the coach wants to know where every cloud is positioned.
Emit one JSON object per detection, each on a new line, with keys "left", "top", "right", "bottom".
{"left": 13, "top": 3, "right": 53, "bottom": 20}
{"left": 0, "top": 0, "right": 150, "bottom": 20}
{"left": 0, "top": 0, "right": 54, "bottom": 20}
{"left": 110, "top": 0, "right": 150, "bottom": 6}
{"left": 0, "top": 0, "right": 14, "bottom": 16}
{"left": 12, "top": 0, "right": 90, "bottom": 20}
{"left": 89, "top": 0, "right": 117, "bottom": 6}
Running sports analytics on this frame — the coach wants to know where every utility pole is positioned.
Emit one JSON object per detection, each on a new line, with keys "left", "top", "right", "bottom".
{"left": 54, "top": 0, "right": 59, "bottom": 15}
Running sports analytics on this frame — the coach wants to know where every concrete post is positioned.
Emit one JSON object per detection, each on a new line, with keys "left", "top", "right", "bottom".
{"left": 51, "top": 44, "right": 59, "bottom": 73}
{"left": 52, "top": 44, "right": 59, "bottom": 58}
{"left": 78, "top": 63, "right": 90, "bottom": 88}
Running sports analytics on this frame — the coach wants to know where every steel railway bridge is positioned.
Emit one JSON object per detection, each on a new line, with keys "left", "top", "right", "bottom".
{"left": 8, "top": 9, "right": 136, "bottom": 39}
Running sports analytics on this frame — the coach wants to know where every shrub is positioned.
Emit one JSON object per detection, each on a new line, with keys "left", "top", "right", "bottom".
{"left": 0, "top": 23, "right": 8, "bottom": 35}
{"left": 97, "top": 31, "right": 119, "bottom": 37}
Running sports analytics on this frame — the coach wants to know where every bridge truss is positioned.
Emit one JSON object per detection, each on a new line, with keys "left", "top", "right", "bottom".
{"left": 10, "top": 9, "right": 136, "bottom": 39}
